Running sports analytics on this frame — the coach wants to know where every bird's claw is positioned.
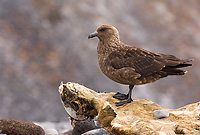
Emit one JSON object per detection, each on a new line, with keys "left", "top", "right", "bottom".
{"left": 113, "top": 92, "right": 128, "bottom": 100}
{"left": 115, "top": 98, "right": 133, "bottom": 106}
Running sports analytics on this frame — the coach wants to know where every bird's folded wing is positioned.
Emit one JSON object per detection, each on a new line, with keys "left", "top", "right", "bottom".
{"left": 107, "top": 48, "right": 165, "bottom": 76}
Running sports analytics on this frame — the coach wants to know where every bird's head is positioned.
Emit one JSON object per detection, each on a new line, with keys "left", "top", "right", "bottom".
{"left": 88, "top": 24, "right": 119, "bottom": 41}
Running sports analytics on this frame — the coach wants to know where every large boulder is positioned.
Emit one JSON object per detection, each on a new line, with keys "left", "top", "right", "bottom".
{"left": 58, "top": 82, "right": 200, "bottom": 135}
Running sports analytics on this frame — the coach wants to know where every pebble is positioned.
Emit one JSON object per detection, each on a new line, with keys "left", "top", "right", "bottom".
{"left": 153, "top": 110, "right": 169, "bottom": 119}
{"left": 45, "top": 129, "right": 58, "bottom": 135}
{"left": 82, "top": 128, "right": 111, "bottom": 135}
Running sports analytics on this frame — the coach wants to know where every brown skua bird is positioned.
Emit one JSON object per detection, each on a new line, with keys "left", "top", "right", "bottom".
{"left": 88, "top": 24, "right": 192, "bottom": 106}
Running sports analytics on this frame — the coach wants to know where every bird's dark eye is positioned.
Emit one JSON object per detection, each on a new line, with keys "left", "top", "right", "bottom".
{"left": 100, "top": 28, "right": 106, "bottom": 32}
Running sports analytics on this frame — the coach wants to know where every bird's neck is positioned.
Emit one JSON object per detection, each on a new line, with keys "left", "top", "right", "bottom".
{"left": 98, "top": 38, "right": 119, "bottom": 53}
{"left": 97, "top": 38, "right": 124, "bottom": 64}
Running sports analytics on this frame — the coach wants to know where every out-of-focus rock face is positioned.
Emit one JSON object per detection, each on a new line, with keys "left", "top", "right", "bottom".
{"left": 0, "top": 0, "right": 200, "bottom": 121}
{"left": 0, "top": 119, "right": 45, "bottom": 135}
{"left": 59, "top": 82, "right": 200, "bottom": 135}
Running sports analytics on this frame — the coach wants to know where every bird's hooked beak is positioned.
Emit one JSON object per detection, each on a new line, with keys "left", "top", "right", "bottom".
{"left": 88, "top": 32, "right": 98, "bottom": 39}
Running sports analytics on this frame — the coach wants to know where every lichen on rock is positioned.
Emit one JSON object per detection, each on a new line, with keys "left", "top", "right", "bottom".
{"left": 58, "top": 82, "right": 200, "bottom": 135}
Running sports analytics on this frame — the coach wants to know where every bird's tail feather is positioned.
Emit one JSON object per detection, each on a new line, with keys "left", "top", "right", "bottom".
{"left": 167, "top": 59, "right": 193, "bottom": 68}
{"left": 162, "top": 59, "right": 192, "bottom": 75}
{"left": 162, "top": 68, "right": 187, "bottom": 75}
{"left": 181, "top": 59, "right": 193, "bottom": 64}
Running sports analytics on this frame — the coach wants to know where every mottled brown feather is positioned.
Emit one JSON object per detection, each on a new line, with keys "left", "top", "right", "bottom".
{"left": 88, "top": 24, "right": 193, "bottom": 106}
{"left": 89, "top": 24, "right": 193, "bottom": 85}
{"left": 108, "top": 47, "right": 165, "bottom": 77}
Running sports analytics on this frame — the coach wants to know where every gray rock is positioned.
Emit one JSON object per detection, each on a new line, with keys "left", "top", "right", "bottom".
{"left": 72, "top": 117, "right": 102, "bottom": 135}
{"left": 153, "top": 110, "right": 169, "bottom": 119}
{"left": 81, "top": 128, "right": 111, "bottom": 135}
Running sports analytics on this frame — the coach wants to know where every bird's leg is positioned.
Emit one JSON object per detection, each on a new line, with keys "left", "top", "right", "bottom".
{"left": 113, "top": 85, "right": 134, "bottom": 100}
{"left": 115, "top": 85, "right": 134, "bottom": 106}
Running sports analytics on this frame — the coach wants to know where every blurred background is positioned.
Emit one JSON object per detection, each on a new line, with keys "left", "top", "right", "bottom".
{"left": 0, "top": 0, "right": 199, "bottom": 122}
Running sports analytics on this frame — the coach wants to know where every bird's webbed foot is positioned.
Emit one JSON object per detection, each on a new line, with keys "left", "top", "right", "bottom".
{"left": 113, "top": 92, "right": 128, "bottom": 100}
{"left": 115, "top": 98, "right": 133, "bottom": 106}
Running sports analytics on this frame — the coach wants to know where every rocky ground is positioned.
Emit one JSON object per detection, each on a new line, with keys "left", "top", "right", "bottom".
{"left": 34, "top": 121, "right": 72, "bottom": 134}
{"left": 0, "top": 0, "right": 200, "bottom": 124}
{"left": 1, "top": 82, "right": 199, "bottom": 135}
{"left": 0, "top": 119, "right": 112, "bottom": 135}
